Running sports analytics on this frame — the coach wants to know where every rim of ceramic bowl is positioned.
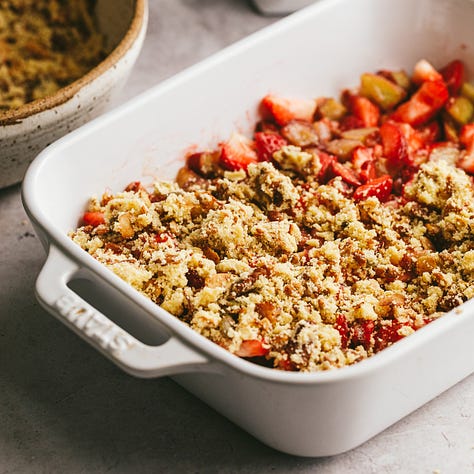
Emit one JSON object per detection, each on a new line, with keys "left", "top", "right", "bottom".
{"left": 0, "top": 0, "right": 147, "bottom": 126}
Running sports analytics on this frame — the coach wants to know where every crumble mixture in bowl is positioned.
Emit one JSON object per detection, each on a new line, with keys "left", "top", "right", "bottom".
{"left": 71, "top": 59, "right": 474, "bottom": 372}
{"left": 0, "top": 0, "right": 107, "bottom": 110}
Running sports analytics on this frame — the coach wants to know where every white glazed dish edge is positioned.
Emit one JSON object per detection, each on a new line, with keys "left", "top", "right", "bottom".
{"left": 252, "top": 0, "right": 318, "bottom": 15}
{"left": 22, "top": 0, "right": 474, "bottom": 457}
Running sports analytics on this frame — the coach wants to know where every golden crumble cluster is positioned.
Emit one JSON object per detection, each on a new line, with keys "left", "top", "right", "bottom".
{"left": 0, "top": 0, "right": 106, "bottom": 110}
{"left": 71, "top": 59, "right": 474, "bottom": 372}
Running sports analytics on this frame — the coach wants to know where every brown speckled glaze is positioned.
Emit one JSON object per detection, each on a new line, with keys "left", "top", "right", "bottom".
{"left": 0, "top": 0, "right": 148, "bottom": 188}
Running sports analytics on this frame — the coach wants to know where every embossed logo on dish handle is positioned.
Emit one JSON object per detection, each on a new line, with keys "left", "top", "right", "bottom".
{"left": 55, "top": 294, "right": 136, "bottom": 353}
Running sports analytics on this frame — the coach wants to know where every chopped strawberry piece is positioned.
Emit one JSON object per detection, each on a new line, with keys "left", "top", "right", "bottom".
{"left": 353, "top": 175, "right": 393, "bottom": 202}
{"left": 374, "top": 322, "right": 410, "bottom": 352}
{"left": 124, "top": 181, "right": 143, "bottom": 192}
{"left": 219, "top": 132, "right": 258, "bottom": 171}
{"left": 235, "top": 339, "right": 269, "bottom": 358}
{"left": 412, "top": 59, "right": 443, "bottom": 84}
{"left": 316, "top": 151, "right": 337, "bottom": 183}
{"left": 349, "top": 95, "right": 380, "bottom": 127}
{"left": 254, "top": 132, "right": 288, "bottom": 162}
{"left": 457, "top": 153, "right": 474, "bottom": 174}
{"left": 350, "top": 320, "right": 375, "bottom": 350}
{"left": 82, "top": 211, "right": 105, "bottom": 227}
{"left": 335, "top": 314, "right": 349, "bottom": 349}
{"left": 380, "top": 122, "right": 409, "bottom": 167}
{"left": 359, "top": 160, "right": 377, "bottom": 183}
{"left": 261, "top": 94, "right": 316, "bottom": 126}
{"left": 459, "top": 123, "right": 474, "bottom": 149}
{"left": 416, "top": 121, "right": 441, "bottom": 145}
{"left": 352, "top": 146, "right": 374, "bottom": 171}
{"left": 339, "top": 114, "right": 365, "bottom": 131}
{"left": 155, "top": 232, "right": 173, "bottom": 243}
{"left": 277, "top": 358, "right": 295, "bottom": 371}
{"left": 391, "top": 80, "right": 449, "bottom": 126}
{"left": 331, "top": 161, "right": 361, "bottom": 186}
{"left": 440, "top": 59, "right": 464, "bottom": 95}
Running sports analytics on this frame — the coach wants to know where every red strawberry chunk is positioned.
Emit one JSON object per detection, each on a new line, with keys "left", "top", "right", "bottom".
{"left": 416, "top": 121, "right": 441, "bottom": 145}
{"left": 335, "top": 314, "right": 349, "bottom": 349}
{"left": 391, "top": 80, "right": 449, "bottom": 126}
{"left": 412, "top": 59, "right": 443, "bottom": 84}
{"left": 262, "top": 94, "right": 317, "bottom": 126}
{"left": 316, "top": 151, "right": 337, "bottom": 183}
{"left": 350, "top": 320, "right": 375, "bottom": 350}
{"left": 380, "top": 122, "right": 409, "bottom": 167}
{"left": 235, "top": 339, "right": 269, "bottom": 358}
{"left": 353, "top": 175, "right": 393, "bottom": 202}
{"left": 254, "top": 132, "right": 288, "bottom": 162}
{"left": 219, "top": 132, "right": 258, "bottom": 171}
{"left": 440, "top": 59, "right": 464, "bottom": 96}
{"left": 374, "top": 322, "right": 410, "bottom": 352}
{"left": 359, "top": 160, "right": 377, "bottom": 183}
{"left": 460, "top": 123, "right": 474, "bottom": 149}
{"left": 350, "top": 95, "right": 380, "bottom": 127}
{"left": 331, "top": 161, "right": 361, "bottom": 186}
{"left": 352, "top": 146, "right": 373, "bottom": 170}
{"left": 82, "top": 211, "right": 105, "bottom": 227}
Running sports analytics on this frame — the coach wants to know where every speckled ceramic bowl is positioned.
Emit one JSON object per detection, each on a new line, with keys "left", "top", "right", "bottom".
{"left": 0, "top": 0, "right": 148, "bottom": 189}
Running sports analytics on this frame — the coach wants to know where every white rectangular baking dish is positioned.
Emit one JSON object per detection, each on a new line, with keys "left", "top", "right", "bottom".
{"left": 22, "top": 0, "right": 474, "bottom": 457}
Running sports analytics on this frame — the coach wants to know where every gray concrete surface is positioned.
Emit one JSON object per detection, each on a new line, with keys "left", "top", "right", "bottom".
{"left": 1, "top": 1, "right": 473, "bottom": 472}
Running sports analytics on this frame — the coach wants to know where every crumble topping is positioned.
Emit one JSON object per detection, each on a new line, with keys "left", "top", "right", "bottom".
{"left": 70, "top": 59, "right": 474, "bottom": 371}
{"left": 71, "top": 149, "right": 474, "bottom": 371}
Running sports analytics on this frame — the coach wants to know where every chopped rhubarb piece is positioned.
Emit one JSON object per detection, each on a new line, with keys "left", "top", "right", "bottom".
{"left": 82, "top": 211, "right": 105, "bottom": 227}
{"left": 353, "top": 175, "right": 393, "bottom": 202}
{"left": 254, "top": 132, "right": 288, "bottom": 162}
{"left": 187, "top": 150, "right": 220, "bottom": 177}
{"left": 360, "top": 73, "right": 406, "bottom": 110}
{"left": 281, "top": 120, "right": 319, "bottom": 147}
{"left": 219, "top": 132, "right": 258, "bottom": 171}
{"left": 391, "top": 80, "right": 449, "bottom": 126}
{"left": 235, "top": 339, "right": 269, "bottom": 358}
{"left": 317, "top": 97, "right": 347, "bottom": 120}
{"left": 445, "top": 96, "right": 474, "bottom": 125}
{"left": 325, "top": 138, "right": 361, "bottom": 159}
{"left": 412, "top": 59, "right": 443, "bottom": 84}
{"left": 378, "top": 69, "right": 412, "bottom": 90}
{"left": 440, "top": 59, "right": 465, "bottom": 95}
{"left": 261, "top": 94, "right": 316, "bottom": 126}
{"left": 461, "top": 82, "right": 474, "bottom": 102}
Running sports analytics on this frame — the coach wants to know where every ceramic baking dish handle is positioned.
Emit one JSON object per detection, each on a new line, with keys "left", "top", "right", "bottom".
{"left": 35, "top": 245, "right": 211, "bottom": 378}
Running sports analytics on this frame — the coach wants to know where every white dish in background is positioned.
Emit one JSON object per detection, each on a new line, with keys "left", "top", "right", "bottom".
{"left": 22, "top": 0, "right": 474, "bottom": 457}
{"left": 252, "top": 0, "right": 318, "bottom": 15}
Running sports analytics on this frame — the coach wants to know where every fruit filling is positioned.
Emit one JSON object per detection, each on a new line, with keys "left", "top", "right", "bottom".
{"left": 71, "top": 59, "right": 474, "bottom": 372}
